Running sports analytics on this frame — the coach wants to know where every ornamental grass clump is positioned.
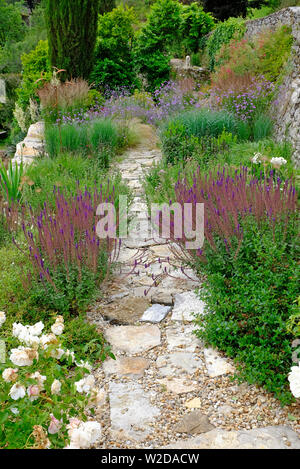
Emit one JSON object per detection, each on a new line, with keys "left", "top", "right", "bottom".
{"left": 17, "top": 185, "right": 119, "bottom": 314}
{"left": 169, "top": 167, "right": 299, "bottom": 404}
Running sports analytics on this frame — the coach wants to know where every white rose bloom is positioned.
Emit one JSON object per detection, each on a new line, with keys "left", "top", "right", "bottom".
{"left": 75, "top": 360, "right": 92, "bottom": 372}
{"left": 68, "top": 421, "right": 101, "bottom": 449}
{"left": 12, "top": 321, "right": 44, "bottom": 346}
{"left": 75, "top": 375, "right": 95, "bottom": 394}
{"left": 288, "top": 363, "right": 300, "bottom": 398}
{"left": 2, "top": 368, "right": 18, "bottom": 383}
{"left": 10, "top": 347, "right": 38, "bottom": 366}
{"left": 270, "top": 157, "right": 287, "bottom": 166}
{"left": 0, "top": 311, "right": 6, "bottom": 327}
{"left": 40, "top": 333, "right": 58, "bottom": 348}
{"left": 50, "top": 347, "right": 65, "bottom": 359}
{"left": 51, "top": 316, "right": 64, "bottom": 336}
{"left": 30, "top": 371, "right": 47, "bottom": 388}
{"left": 51, "top": 379, "right": 62, "bottom": 395}
{"left": 9, "top": 383, "right": 26, "bottom": 400}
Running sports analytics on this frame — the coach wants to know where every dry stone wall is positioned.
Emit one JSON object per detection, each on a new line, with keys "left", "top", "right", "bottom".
{"left": 245, "top": 7, "right": 300, "bottom": 166}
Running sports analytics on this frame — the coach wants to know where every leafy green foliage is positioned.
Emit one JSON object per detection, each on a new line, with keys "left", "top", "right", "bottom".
{"left": 45, "top": 0, "right": 100, "bottom": 80}
{"left": 206, "top": 16, "right": 246, "bottom": 70}
{"left": 90, "top": 5, "right": 139, "bottom": 90}
{"left": 0, "top": 159, "right": 23, "bottom": 201}
{"left": 180, "top": 2, "right": 215, "bottom": 54}
{"left": 193, "top": 216, "right": 299, "bottom": 404}
{"left": 16, "top": 40, "right": 51, "bottom": 109}
{"left": 135, "top": 0, "right": 182, "bottom": 91}
{"left": 0, "top": 0, "right": 25, "bottom": 48}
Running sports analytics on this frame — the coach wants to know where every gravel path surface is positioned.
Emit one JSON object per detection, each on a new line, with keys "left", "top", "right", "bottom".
{"left": 86, "top": 123, "right": 300, "bottom": 449}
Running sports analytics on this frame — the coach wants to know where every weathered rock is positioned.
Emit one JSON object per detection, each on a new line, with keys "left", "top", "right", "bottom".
{"left": 105, "top": 325, "right": 161, "bottom": 354}
{"left": 156, "top": 352, "right": 203, "bottom": 376}
{"left": 203, "top": 347, "right": 235, "bottom": 377}
{"left": 13, "top": 122, "right": 45, "bottom": 166}
{"left": 140, "top": 304, "right": 171, "bottom": 323}
{"left": 103, "top": 356, "right": 150, "bottom": 377}
{"left": 158, "top": 378, "right": 198, "bottom": 395}
{"left": 175, "top": 411, "right": 215, "bottom": 434}
{"left": 171, "top": 291, "right": 206, "bottom": 322}
{"left": 163, "top": 426, "right": 300, "bottom": 449}
{"left": 151, "top": 291, "right": 174, "bottom": 306}
{"left": 99, "top": 296, "right": 151, "bottom": 325}
{"left": 166, "top": 324, "right": 201, "bottom": 351}
{"left": 109, "top": 382, "right": 160, "bottom": 441}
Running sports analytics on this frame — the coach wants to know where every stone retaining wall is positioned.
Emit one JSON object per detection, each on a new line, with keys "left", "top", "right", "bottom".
{"left": 246, "top": 8, "right": 300, "bottom": 166}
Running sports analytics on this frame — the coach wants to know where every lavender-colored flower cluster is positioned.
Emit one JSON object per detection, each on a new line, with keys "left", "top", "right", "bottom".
{"left": 55, "top": 81, "right": 201, "bottom": 127}
{"left": 211, "top": 76, "right": 275, "bottom": 121}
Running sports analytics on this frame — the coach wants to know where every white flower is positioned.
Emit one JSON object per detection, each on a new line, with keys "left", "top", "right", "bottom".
{"left": 9, "top": 383, "right": 26, "bottom": 400}
{"left": 288, "top": 363, "right": 300, "bottom": 398}
{"left": 270, "top": 157, "right": 287, "bottom": 166}
{"left": 51, "top": 316, "right": 64, "bottom": 336}
{"left": 251, "top": 152, "right": 262, "bottom": 164}
{"left": 67, "top": 421, "right": 101, "bottom": 449}
{"left": 75, "top": 360, "right": 92, "bottom": 372}
{"left": 39, "top": 333, "right": 58, "bottom": 349}
{"left": 27, "top": 384, "right": 40, "bottom": 401}
{"left": 30, "top": 371, "right": 47, "bottom": 388}
{"left": 48, "top": 414, "right": 62, "bottom": 435}
{"left": 10, "top": 347, "right": 38, "bottom": 366}
{"left": 50, "top": 347, "right": 65, "bottom": 359}
{"left": 51, "top": 379, "right": 62, "bottom": 395}
{"left": 2, "top": 368, "right": 18, "bottom": 383}
{"left": 11, "top": 407, "right": 19, "bottom": 415}
{"left": 0, "top": 311, "right": 6, "bottom": 327}
{"left": 12, "top": 321, "right": 44, "bottom": 346}
{"left": 75, "top": 375, "right": 95, "bottom": 394}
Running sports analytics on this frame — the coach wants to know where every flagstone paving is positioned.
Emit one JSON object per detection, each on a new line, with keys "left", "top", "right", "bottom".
{"left": 86, "top": 124, "right": 300, "bottom": 449}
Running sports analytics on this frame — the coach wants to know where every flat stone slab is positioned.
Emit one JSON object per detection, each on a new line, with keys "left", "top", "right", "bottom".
{"left": 105, "top": 325, "right": 161, "bottom": 354}
{"left": 163, "top": 426, "right": 300, "bottom": 449}
{"left": 103, "top": 357, "right": 150, "bottom": 378}
{"left": 171, "top": 291, "right": 206, "bottom": 322}
{"left": 109, "top": 382, "right": 160, "bottom": 441}
{"left": 166, "top": 324, "right": 201, "bottom": 351}
{"left": 158, "top": 378, "right": 198, "bottom": 395}
{"left": 140, "top": 304, "right": 172, "bottom": 323}
{"left": 185, "top": 397, "right": 202, "bottom": 409}
{"left": 203, "top": 347, "right": 235, "bottom": 377}
{"left": 151, "top": 292, "right": 174, "bottom": 306}
{"left": 99, "top": 296, "right": 151, "bottom": 325}
{"left": 156, "top": 352, "right": 203, "bottom": 376}
{"left": 175, "top": 411, "right": 215, "bottom": 434}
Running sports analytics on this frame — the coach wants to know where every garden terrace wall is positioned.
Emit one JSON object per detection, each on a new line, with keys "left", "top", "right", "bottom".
{"left": 245, "top": 7, "right": 300, "bottom": 166}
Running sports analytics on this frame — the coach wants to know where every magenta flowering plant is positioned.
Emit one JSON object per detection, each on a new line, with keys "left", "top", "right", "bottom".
{"left": 16, "top": 184, "right": 120, "bottom": 313}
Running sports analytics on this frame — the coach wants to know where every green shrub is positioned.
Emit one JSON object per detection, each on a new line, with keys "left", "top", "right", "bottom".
{"left": 16, "top": 40, "right": 51, "bottom": 110}
{"left": 180, "top": 2, "right": 215, "bottom": 54}
{"left": 135, "top": 0, "right": 182, "bottom": 91}
{"left": 206, "top": 17, "right": 246, "bottom": 70}
{"left": 194, "top": 215, "right": 299, "bottom": 405}
{"left": 90, "top": 5, "right": 139, "bottom": 90}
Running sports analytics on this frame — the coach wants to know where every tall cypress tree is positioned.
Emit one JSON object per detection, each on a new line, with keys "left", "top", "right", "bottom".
{"left": 45, "top": 0, "right": 100, "bottom": 80}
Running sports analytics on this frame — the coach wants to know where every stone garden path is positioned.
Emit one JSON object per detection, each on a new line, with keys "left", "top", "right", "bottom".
{"left": 86, "top": 123, "right": 300, "bottom": 449}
